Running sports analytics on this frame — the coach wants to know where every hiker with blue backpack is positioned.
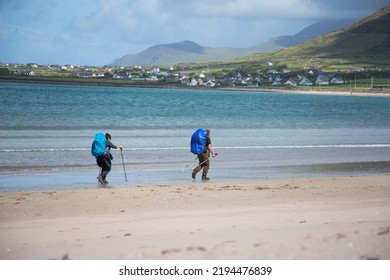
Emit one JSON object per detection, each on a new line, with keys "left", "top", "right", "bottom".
{"left": 191, "top": 128, "right": 217, "bottom": 181}
{"left": 91, "top": 133, "right": 123, "bottom": 184}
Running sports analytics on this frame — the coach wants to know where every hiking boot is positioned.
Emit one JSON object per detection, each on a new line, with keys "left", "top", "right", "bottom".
{"left": 97, "top": 175, "right": 105, "bottom": 184}
{"left": 192, "top": 172, "right": 196, "bottom": 179}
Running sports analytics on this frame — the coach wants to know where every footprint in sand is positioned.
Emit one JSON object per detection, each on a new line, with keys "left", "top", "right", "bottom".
{"left": 161, "top": 246, "right": 207, "bottom": 255}
{"left": 186, "top": 246, "right": 207, "bottom": 252}
{"left": 161, "top": 248, "right": 181, "bottom": 255}
{"left": 377, "top": 226, "right": 389, "bottom": 235}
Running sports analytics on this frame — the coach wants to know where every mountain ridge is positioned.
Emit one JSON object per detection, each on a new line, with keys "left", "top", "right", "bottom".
{"left": 232, "top": 5, "right": 390, "bottom": 71}
{"left": 270, "top": 5, "right": 390, "bottom": 58}
{"left": 110, "top": 19, "right": 356, "bottom": 66}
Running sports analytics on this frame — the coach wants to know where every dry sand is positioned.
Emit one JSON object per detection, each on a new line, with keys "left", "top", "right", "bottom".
{"left": 0, "top": 175, "right": 389, "bottom": 260}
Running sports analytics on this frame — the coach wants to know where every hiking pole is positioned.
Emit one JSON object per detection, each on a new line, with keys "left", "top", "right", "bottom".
{"left": 191, "top": 158, "right": 209, "bottom": 170}
{"left": 180, "top": 157, "right": 198, "bottom": 173}
{"left": 120, "top": 148, "right": 128, "bottom": 182}
{"left": 190, "top": 153, "right": 218, "bottom": 170}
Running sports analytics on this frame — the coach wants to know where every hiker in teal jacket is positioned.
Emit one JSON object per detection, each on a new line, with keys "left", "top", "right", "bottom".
{"left": 97, "top": 133, "right": 123, "bottom": 184}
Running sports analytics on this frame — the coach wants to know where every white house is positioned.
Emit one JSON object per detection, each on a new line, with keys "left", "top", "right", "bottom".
{"left": 189, "top": 78, "right": 198, "bottom": 86}
{"left": 298, "top": 75, "right": 313, "bottom": 86}
{"left": 315, "top": 75, "right": 329, "bottom": 85}
{"left": 330, "top": 77, "right": 345, "bottom": 84}
{"left": 205, "top": 80, "right": 216, "bottom": 87}
{"left": 285, "top": 77, "right": 298, "bottom": 86}
{"left": 272, "top": 76, "right": 282, "bottom": 86}
{"left": 272, "top": 80, "right": 281, "bottom": 86}
{"left": 113, "top": 73, "right": 130, "bottom": 79}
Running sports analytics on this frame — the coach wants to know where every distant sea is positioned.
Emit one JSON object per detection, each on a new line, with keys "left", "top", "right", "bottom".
{"left": 1, "top": 81, "right": 389, "bottom": 192}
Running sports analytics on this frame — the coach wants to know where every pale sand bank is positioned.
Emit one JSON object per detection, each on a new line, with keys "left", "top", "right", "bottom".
{"left": 220, "top": 87, "right": 390, "bottom": 97}
{"left": 0, "top": 175, "right": 389, "bottom": 260}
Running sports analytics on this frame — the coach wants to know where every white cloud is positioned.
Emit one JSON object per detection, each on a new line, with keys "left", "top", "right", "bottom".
{"left": 1, "top": 0, "right": 389, "bottom": 65}
{"left": 160, "top": 0, "right": 321, "bottom": 19}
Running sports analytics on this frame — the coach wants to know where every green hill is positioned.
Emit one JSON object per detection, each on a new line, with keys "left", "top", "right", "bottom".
{"left": 238, "top": 6, "right": 390, "bottom": 71}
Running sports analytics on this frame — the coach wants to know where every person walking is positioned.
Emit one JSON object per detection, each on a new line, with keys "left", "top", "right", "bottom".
{"left": 96, "top": 133, "right": 123, "bottom": 184}
{"left": 192, "top": 128, "right": 216, "bottom": 181}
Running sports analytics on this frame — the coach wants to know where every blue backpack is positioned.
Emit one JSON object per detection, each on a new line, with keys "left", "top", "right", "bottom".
{"left": 190, "top": 128, "right": 208, "bottom": 155}
{"left": 91, "top": 133, "right": 106, "bottom": 158}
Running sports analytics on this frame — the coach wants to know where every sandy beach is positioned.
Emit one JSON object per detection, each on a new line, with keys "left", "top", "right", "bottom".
{"left": 0, "top": 175, "right": 389, "bottom": 260}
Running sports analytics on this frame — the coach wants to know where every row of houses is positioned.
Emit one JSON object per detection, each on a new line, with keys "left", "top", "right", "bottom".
{"left": 164, "top": 73, "right": 347, "bottom": 87}
{"left": 166, "top": 74, "right": 217, "bottom": 87}
{"left": 275, "top": 74, "right": 346, "bottom": 86}
{"left": 8, "top": 61, "right": 348, "bottom": 88}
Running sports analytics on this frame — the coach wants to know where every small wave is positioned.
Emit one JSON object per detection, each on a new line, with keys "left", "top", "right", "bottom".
{"left": 217, "top": 144, "right": 390, "bottom": 149}
{"left": 1, "top": 144, "right": 389, "bottom": 153}
{"left": 126, "top": 147, "right": 187, "bottom": 151}
{"left": 0, "top": 148, "right": 89, "bottom": 153}
{"left": 0, "top": 147, "right": 187, "bottom": 153}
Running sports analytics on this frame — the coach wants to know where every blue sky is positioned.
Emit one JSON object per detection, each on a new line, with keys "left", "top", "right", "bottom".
{"left": 1, "top": 0, "right": 389, "bottom": 66}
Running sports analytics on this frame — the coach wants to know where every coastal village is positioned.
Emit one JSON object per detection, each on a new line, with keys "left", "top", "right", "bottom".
{"left": 1, "top": 61, "right": 387, "bottom": 90}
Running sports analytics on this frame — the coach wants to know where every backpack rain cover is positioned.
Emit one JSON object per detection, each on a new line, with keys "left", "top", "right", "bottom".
{"left": 190, "top": 128, "right": 208, "bottom": 155}
{"left": 91, "top": 133, "right": 106, "bottom": 158}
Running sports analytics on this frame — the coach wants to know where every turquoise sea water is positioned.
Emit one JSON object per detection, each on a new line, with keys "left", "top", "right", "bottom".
{"left": 1, "top": 82, "right": 389, "bottom": 191}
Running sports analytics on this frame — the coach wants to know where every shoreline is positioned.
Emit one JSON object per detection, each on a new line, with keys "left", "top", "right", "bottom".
{"left": 220, "top": 86, "right": 390, "bottom": 97}
{"left": 1, "top": 77, "right": 390, "bottom": 97}
{"left": 1, "top": 175, "right": 389, "bottom": 260}
{"left": 1, "top": 160, "right": 390, "bottom": 193}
